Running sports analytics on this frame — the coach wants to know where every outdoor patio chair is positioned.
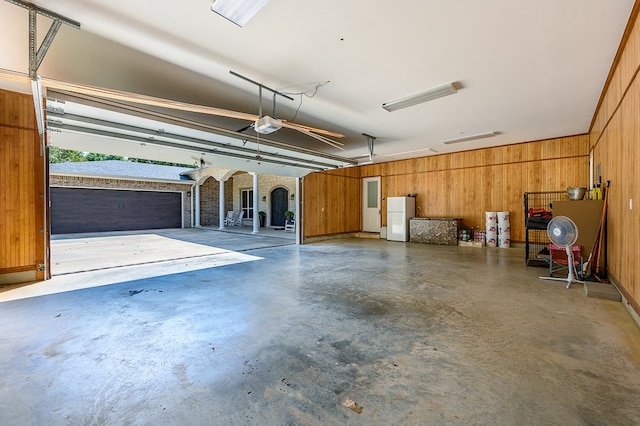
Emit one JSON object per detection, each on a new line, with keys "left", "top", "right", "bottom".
{"left": 233, "top": 211, "right": 245, "bottom": 227}
{"left": 224, "top": 211, "right": 234, "bottom": 226}
{"left": 284, "top": 214, "right": 295, "bottom": 232}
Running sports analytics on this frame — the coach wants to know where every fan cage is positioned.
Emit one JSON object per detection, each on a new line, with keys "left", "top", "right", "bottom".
{"left": 547, "top": 216, "right": 578, "bottom": 247}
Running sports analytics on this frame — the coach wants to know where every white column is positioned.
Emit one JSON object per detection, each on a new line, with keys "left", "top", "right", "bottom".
{"left": 190, "top": 183, "right": 195, "bottom": 227}
{"left": 295, "top": 177, "right": 301, "bottom": 245}
{"left": 218, "top": 178, "right": 226, "bottom": 230}
{"left": 195, "top": 182, "right": 201, "bottom": 228}
{"left": 251, "top": 172, "right": 259, "bottom": 234}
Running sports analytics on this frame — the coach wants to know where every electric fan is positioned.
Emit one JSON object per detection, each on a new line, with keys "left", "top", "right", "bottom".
{"left": 539, "top": 216, "right": 584, "bottom": 288}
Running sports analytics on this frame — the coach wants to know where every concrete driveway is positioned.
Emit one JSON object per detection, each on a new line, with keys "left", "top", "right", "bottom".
{"left": 50, "top": 228, "right": 294, "bottom": 275}
{"left": 0, "top": 228, "right": 294, "bottom": 303}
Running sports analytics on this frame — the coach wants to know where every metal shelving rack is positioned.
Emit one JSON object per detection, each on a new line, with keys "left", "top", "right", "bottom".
{"left": 523, "top": 191, "right": 566, "bottom": 266}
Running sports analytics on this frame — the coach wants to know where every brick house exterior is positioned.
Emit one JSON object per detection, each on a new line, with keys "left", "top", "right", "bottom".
{"left": 50, "top": 162, "right": 296, "bottom": 229}
{"left": 199, "top": 177, "right": 233, "bottom": 226}
{"left": 231, "top": 173, "right": 296, "bottom": 226}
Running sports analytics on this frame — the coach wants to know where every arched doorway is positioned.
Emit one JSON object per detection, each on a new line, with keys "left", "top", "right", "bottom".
{"left": 270, "top": 187, "right": 288, "bottom": 227}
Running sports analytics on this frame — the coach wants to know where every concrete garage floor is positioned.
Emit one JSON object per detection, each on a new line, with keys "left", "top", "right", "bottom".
{"left": 1, "top": 231, "right": 639, "bottom": 425}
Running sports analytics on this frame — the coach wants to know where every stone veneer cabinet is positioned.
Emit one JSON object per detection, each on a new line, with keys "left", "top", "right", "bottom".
{"left": 409, "top": 218, "right": 462, "bottom": 246}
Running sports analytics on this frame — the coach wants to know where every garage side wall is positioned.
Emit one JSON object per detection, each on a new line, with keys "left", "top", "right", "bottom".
{"left": 0, "top": 89, "right": 47, "bottom": 284}
{"left": 303, "top": 167, "right": 362, "bottom": 238}
{"left": 304, "top": 135, "right": 589, "bottom": 241}
{"left": 589, "top": 3, "right": 640, "bottom": 317}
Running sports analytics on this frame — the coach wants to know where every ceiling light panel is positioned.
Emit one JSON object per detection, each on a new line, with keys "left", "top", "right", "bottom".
{"left": 211, "top": 0, "right": 269, "bottom": 27}
{"left": 382, "top": 82, "right": 458, "bottom": 112}
{"left": 442, "top": 131, "right": 498, "bottom": 144}
{"left": 384, "top": 147, "right": 438, "bottom": 158}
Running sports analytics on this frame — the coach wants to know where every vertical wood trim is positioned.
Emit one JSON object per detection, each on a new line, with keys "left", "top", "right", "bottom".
{"left": 44, "top": 147, "right": 51, "bottom": 279}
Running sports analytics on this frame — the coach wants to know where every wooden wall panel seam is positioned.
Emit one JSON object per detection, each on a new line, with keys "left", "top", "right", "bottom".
{"left": 0, "top": 123, "right": 38, "bottom": 132}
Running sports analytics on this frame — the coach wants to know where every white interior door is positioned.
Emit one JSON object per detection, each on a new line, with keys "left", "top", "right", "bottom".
{"left": 362, "top": 177, "right": 381, "bottom": 232}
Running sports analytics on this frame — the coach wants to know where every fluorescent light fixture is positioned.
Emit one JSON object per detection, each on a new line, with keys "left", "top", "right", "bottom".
{"left": 442, "top": 131, "right": 498, "bottom": 145}
{"left": 384, "top": 147, "right": 438, "bottom": 158}
{"left": 211, "top": 0, "right": 269, "bottom": 27}
{"left": 382, "top": 82, "right": 457, "bottom": 112}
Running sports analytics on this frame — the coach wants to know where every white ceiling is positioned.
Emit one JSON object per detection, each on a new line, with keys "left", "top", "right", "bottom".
{"left": 0, "top": 0, "right": 634, "bottom": 164}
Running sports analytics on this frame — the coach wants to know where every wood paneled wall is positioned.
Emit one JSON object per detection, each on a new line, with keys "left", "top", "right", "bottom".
{"left": 303, "top": 170, "right": 362, "bottom": 237}
{"left": 304, "top": 135, "right": 589, "bottom": 241}
{"left": 0, "top": 89, "right": 46, "bottom": 282}
{"left": 589, "top": 2, "right": 640, "bottom": 315}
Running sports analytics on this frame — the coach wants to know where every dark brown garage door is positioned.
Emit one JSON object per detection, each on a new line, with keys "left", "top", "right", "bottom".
{"left": 51, "top": 187, "right": 182, "bottom": 234}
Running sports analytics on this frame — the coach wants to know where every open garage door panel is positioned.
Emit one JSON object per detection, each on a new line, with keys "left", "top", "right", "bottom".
{"left": 44, "top": 88, "right": 356, "bottom": 178}
{"left": 51, "top": 187, "right": 181, "bottom": 234}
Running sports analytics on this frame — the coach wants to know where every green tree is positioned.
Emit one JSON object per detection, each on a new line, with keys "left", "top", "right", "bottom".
{"left": 48, "top": 147, "right": 194, "bottom": 168}
{"left": 85, "top": 152, "right": 125, "bottom": 161}
{"left": 48, "top": 147, "right": 87, "bottom": 163}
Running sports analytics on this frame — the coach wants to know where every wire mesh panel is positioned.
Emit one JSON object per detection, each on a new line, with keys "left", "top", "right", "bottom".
{"left": 525, "top": 229, "right": 551, "bottom": 267}
{"left": 523, "top": 191, "right": 566, "bottom": 266}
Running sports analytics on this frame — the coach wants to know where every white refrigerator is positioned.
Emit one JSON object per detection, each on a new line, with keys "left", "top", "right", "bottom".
{"left": 386, "top": 196, "right": 416, "bottom": 242}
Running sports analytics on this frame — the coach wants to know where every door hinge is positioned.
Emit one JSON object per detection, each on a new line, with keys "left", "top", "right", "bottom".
{"left": 37, "top": 263, "right": 46, "bottom": 272}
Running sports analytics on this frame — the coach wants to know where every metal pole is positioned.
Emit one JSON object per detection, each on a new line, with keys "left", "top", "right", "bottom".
{"left": 229, "top": 70, "right": 294, "bottom": 101}
{"left": 28, "top": 6, "right": 36, "bottom": 78}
